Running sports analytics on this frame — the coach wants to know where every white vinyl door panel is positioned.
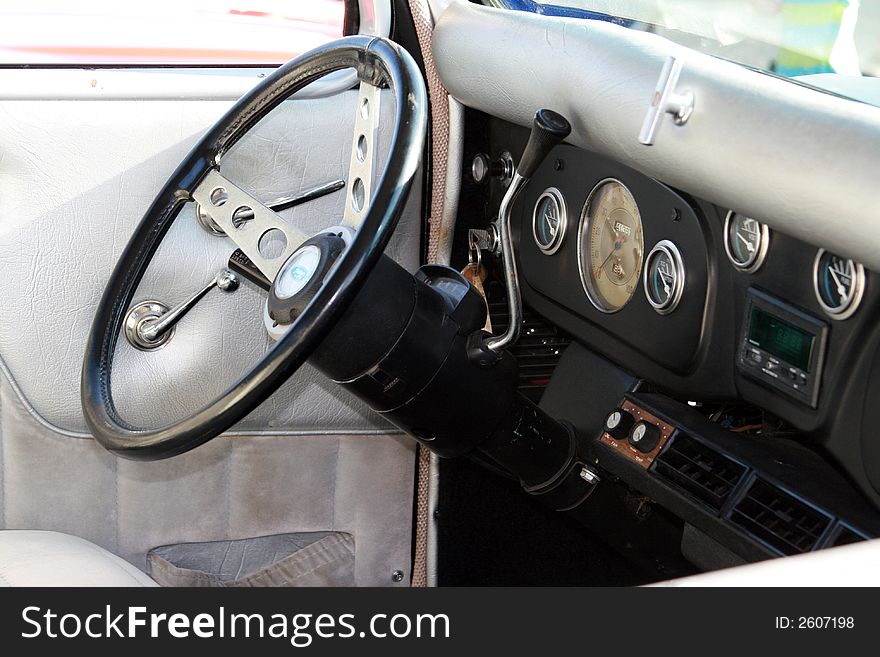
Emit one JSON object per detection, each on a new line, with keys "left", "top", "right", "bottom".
{"left": 0, "top": 89, "right": 421, "bottom": 434}
{"left": 0, "top": 74, "right": 421, "bottom": 586}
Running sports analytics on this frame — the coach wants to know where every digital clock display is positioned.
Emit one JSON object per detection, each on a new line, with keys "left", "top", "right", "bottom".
{"left": 748, "top": 307, "right": 815, "bottom": 372}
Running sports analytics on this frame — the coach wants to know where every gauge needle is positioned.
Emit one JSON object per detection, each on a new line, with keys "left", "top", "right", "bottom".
{"left": 595, "top": 235, "right": 625, "bottom": 278}
{"left": 736, "top": 233, "right": 755, "bottom": 253}
{"left": 658, "top": 269, "right": 672, "bottom": 297}
{"left": 829, "top": 267, "right": 849, "bottom": 300}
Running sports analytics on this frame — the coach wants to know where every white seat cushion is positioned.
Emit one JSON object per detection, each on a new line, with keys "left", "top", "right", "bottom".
{"left": 0, "top": 530, "right": 157, "bottom": 587}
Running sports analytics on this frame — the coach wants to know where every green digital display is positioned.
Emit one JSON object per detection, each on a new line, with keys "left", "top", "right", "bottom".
{"left": 748, "top": 307, "right": 815, "bottom": 372}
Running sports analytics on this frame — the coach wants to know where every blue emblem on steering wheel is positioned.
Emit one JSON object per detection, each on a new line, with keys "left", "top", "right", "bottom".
{"left": 290, "top": 266, "right": 309, "bottom": 282}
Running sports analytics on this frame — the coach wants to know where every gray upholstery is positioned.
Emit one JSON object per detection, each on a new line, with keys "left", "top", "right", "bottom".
{"left": 0, "top": 84, "right": 420, "bottom": 586}
{"left": 0, "top": 530, "right": 157, "bottom": 587}
{"left": 147, "top": 532, "right": 355, "bottom": 587}
{"left": 0, "top": 374, "right": 415, "bottom": 586}
{"left": 0, "top": 89, "right": 421, "bottom": 434}
{"left": 433, "top": 1, "right": 880, "bottom": 271}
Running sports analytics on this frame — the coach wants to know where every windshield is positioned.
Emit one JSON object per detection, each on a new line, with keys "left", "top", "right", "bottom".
{"left": 543, "top": 1, "right": 879, "bottom": 78}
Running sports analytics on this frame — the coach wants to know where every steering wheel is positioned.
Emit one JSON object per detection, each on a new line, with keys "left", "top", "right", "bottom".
{"left": 81, "top": 36, "right": 427, "bottom": 461}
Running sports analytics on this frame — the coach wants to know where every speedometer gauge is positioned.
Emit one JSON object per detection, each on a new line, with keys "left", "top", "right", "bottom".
{"left": 532, "top": 187, "right": 566, "bottom": 255}
{"left": 813, "top": 249, "right": 865, "bottom": 320}
{"left": 724, "top": 211, "right": 769, "bottom": 272}
{"left": 644, "top": 241, "right": 685, "bottom": 314}
{"left": 578, "top": 179, "right": 644, "bottom": 313}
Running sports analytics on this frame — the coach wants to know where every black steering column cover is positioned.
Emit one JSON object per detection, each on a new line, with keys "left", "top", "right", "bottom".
{"left": 81, "top": 36, "right": 427, "bottom": 460}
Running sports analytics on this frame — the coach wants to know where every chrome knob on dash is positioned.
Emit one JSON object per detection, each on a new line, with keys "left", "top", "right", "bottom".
{"left": 124, "top": 269, "right": 239, "bottom": 351}
{"left": 638, "top": 56, "right": 694, "bottom": 146}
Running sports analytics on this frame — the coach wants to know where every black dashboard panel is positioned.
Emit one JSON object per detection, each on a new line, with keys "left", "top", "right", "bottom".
{"left": 486, "top": 116, "right": 880, "bottom": 506}
{"left": 488, "top": 119, "right": 738, "bottom": 403}
{"left": 517, "top": 144, "right": 710, "bottom": 373}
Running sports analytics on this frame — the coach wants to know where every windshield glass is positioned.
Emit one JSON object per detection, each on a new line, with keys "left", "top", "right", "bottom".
{"left": 544, "top": 1, "right": 879, "bottom": 78}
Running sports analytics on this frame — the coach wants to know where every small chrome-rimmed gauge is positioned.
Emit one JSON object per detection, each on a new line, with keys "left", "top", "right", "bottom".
{"left": 724, "top": 211, "right": 769, "bottom": 273}
{"left": 643, "top": 240, "right": 685, "bottom": 315}
{"left": 532, "top": 187, "right": 567, "bottom": 255}
{"left": 813, "top": 249, "right": 866, "bottom": 320}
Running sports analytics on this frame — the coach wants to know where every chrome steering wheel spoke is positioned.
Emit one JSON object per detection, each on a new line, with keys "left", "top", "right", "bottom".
{"left": 341, "top": 80, "right": 382, "bottom": 230}
{"left": 192, "top": 170, "right": 307, "bottom": 281}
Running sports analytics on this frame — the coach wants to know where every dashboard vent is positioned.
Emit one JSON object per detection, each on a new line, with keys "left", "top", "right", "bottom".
{"left": 830, "top": 524, "right": 868, "bottom": 548}
{"left": 729, "top": 478, "right": 832, "bottom": 556}
{"left": 487, "top": 285, "right": 571, "bottom": 403}
{"left": 652, "top": 433, "right": 748, "bottom": 512}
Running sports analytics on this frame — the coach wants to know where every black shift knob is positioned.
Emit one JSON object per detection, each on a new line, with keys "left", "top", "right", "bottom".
{"left": 517, "top": 109, "right": 571, "bottom": 179}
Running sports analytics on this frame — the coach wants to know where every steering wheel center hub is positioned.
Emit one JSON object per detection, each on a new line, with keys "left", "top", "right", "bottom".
{"left": 267, "top": 232, "right": 347, "bottom": 328}
{"left": 275, "top": 245, "right": 322, "bottom": 299}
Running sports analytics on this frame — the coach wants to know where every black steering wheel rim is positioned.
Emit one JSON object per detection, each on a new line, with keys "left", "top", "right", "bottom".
{"left": 81, "top": 35, "right": 427, "bottom": 461}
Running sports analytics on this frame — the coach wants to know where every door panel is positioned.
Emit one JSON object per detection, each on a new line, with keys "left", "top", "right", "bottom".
{"left": 0, "top": 375, "right": 416, "bottom": 585}
{"left": 0, "top": 78, "right": 420, "bottom": 585}
{"left": 0, "top": 89, "right": 420, "bottom": 433}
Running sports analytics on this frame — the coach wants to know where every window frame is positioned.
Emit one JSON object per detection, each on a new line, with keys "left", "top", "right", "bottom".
{"left": 0, "top": 0, "right": 391, "bottom": 100}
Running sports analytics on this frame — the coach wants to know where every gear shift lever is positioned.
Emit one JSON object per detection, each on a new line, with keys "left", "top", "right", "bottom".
{"left": 517, "top": 109, "right": 572, "bottom": 178}
{"left": 485, "top": 109, "right": 571, "bottom": 353}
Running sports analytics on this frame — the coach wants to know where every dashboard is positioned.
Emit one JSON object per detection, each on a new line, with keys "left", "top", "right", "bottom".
{"left": 518, "top": 143, "right": 711, "bottom": 375}
{"left": 433, "top": 0, "right": 880, "bottom": 578}
{"left": 480, "top": 119, "right": 880, "bottom": 537}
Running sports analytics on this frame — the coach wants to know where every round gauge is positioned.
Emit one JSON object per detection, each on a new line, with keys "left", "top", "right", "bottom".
{"left": 644, "top": 240, "right": 685, "bottom": 314}
{"left": 577, "top": 179, "right": 644, "bottom": 313}
{"left": 724, "top": 211, "right": 769, "bottom": 272}
{"left": 532, "top": 187, "right": 567, "bottom": 255}
{"left": 813, "top": 249, "right": 866, "bottom": 320}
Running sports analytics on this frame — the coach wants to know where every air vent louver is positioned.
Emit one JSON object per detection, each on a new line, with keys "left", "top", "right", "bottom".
{"left": 652, "top": 433, "right": 748, "bottom": 512}
{"left": 729, "top": 478, "right": 832, "bottom": 556}
{"left": 830, "top": 525, "right": 868, "bottom": 547}
{"left": 487, "top": 293, "right": 571, "bottom": 402}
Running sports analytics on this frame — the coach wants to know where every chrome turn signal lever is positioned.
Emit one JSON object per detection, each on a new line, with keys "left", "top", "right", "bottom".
{"left": 484, "top": 109, "right": 571, "bottom": 353}
{"left": 124, "top": 269, "right": 239, "bottom": 351}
